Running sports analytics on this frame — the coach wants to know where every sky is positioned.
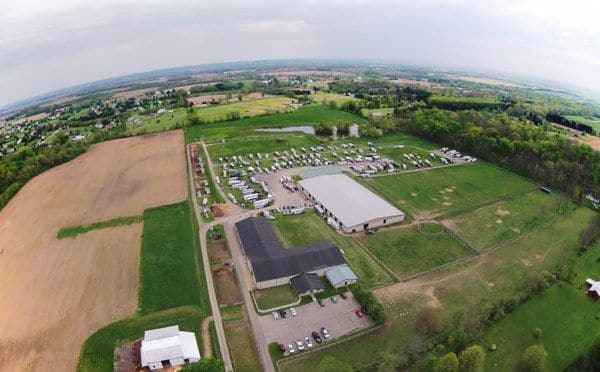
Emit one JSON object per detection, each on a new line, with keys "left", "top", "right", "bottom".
{"left": 1, "top": 0, "right": 599, "bottom": 106}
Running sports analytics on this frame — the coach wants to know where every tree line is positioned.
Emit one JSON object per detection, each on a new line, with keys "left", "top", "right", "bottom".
{"left": 545, "top": 112, "right": 595, "bottom": 134}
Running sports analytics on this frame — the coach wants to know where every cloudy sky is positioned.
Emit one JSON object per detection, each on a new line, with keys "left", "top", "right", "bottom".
{"left": 1, "top": 0, "right": 599, "bottom": 105}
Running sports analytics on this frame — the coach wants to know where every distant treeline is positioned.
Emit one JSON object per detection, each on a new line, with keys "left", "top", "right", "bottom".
{"left": 545, "top": 112, "right": 594, "bottom": 134}
{"left": 428, "top": 95, "right": 511, "bottom": 111}
{"left": 189, "top": 81, "right": 245, "bottom": 94}
{"left": 398, "top": 109, "right": 600, "bottom": 198}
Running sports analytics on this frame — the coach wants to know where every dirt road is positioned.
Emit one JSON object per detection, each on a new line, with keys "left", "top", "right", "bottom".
{"left": 0, "top": 130, "right": 187, "bottom": 371}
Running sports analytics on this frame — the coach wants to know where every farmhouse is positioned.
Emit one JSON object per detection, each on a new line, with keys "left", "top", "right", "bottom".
{"left": 140, "top": 325, "right": 201, "bottom": 371}
{"left": 585, "top": 278, "right": 600, "bottom": 298}
{"left": 298, "top": 173, "right": 405, "bottom": 233}
{"left": 235, "top": 217, "right": 354, "bottom": 292}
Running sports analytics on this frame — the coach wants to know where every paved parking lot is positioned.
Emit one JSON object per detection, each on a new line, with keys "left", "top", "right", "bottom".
{"left": 258, "top": 292, "right": 373, "bottom": 353}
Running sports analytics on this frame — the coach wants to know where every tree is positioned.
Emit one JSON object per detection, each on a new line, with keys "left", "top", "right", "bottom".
{"left": 318, "top": 356, "right": 353, "bottom": 372}
{"left": 416, "top": 308, "right": 442, "bottom": 336}
{"left": 519, "top": 345, "right": 548, "bottom": 372}
{"left": 459, "top": 345, "right": 485, "bottom": 372}
{"left": 435, "top": 352, "right": 459, "bottom": 372}
{"left": 377, "top": 351, "right": 399, "bottom": 371}
{"left": 180, "top": 358, "right": 225, "bottom": 372}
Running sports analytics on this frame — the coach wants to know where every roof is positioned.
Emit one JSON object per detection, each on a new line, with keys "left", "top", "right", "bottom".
{"left": 586, "top": 278, "right": 600, "bottom": 295}
{"left": 302, "top": 165, "right": 342, "bottom": 179}
{"left": 235, "top": 217, "right": 346, "bottom": 282}
{"left": 326, "top": 264, "right": 358, "bottom": 285}
{"left": 298, "top": 174, "right": 404, "bottom": 228}
{"left": 290, "top": 272, "right": 325, "bottom": 294}
{"left": 141, "top": 326, "right": 200, "bottom": 366}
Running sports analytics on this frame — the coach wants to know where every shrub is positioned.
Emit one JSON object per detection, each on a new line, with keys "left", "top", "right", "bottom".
{"left": 180, "top": 358, "right": 224, "bottom": 372}
{"left": 533, "top": 328, "right": 543, "bottom": 339}
{"left": 435, "top": 352, "right": 459, "bottom": 372}
{"left": 459, "top": 345, "right": 485, "bottom": 372}
{"left": 518, "top": 345, "right": 548, "bottom": 372}
{"left": 352, "top": 284, "right": 387, "bottom": 325}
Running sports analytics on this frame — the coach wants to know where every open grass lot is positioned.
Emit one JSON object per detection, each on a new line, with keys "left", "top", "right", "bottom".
{"left": 270, "top": 211, "right": 395, "bottom": 288}
{"left": 280, "top": 207, "right": 598, "bottom": 371}
{"left": 184, "top": 104, "right": 367, "bottom": 143}
{"left": 444, "top": 191, "right": 566, "bottom": 251}
{"left": 479, "top": 243, "right": 600, "bottom": 371}
{"left": 77, "top": 306, "right": 204, "bottom": 372}
{"left": 138, "top": 202, "right": 208, "bottom": 314}
{"left": 208, "top": 135, "right": 320, "bottom": 159}
{"left": 311, "top": 92, "right": 361, "bottom": 104}
{"left": 363, "top": 162, "right": 537, "bottom": 219}
{"left": 224, "top": 322, "right": 262, "bottom": 372}
{"left": 359, "top": 223, "right": 474, "bottom": 278}
{"left": 564, "top": 115, "right": 600, "bottom": 134}
{"left": 361, "top": 107, "right": 394, "bottom": 117}
{"left": 253, "top": 284, "right": 298, "bottom": 309}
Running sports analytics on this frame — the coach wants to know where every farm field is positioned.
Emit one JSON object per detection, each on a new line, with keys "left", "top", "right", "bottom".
{"left": 224, "top": 322, "right": 262, "bottom": 372}
{"left": 564, "top": 114, "right": 600, "bottom": 134}
{"left": 310, "top": 92, "right": 360, "bottom": 104}
{"left": 208, "top": 135, "right": 321, "bottom": 159}
{"left": 253, "top": 285, "right": 299, "bottom": 309}
{"left": 479, "top": 243, "right": 600, "bottom": 371}
{"left": 280, "top": 206, "right": 597, "bottom": 371}
{"left": 359, "top": 223, "right": 474, "bottom": 278}
{"left": 0, "top": 130, "right": 187, "bottom": 371}
{"left": 361, "top": 107, "right": 394, "bottom": 117}
{"left": 443, "top": 191, "right": 566, "bottom": 251}
{"left": 362, "top": 162, "right": 537, "bottom": 219}
{"left": 184, "top": 104, "right": 367, "bottom": 143}
{"left": 270, "top": 211, "right": 395, "bottom": 288}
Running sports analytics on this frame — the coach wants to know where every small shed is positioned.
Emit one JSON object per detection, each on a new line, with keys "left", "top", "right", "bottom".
{"left": 140, "top": 325, "right": 201, "bottom": 371}
{"left": 585, "top": 278, "right": 600, "bottom": 298}
{"left": 290, "top": 272, "right": 325, "bottom": 296}
{"left": 326, "top": 265, "right": 358, "bottom": 288}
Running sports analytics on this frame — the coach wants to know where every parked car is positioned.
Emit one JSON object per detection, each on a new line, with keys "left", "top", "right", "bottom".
{"left": 278, "top": 344, "right": 286, "bottom": 354}
{"left": 317, "top": 298, "right": 325, "bottom": 307}
{"left": 305, "top": 337, "right": 313, "bottom": 348}
{"left": 287, "top": 344, "right": 295, "bottom": 354}
{"left": 295, "top": 339, "right": 305, "bottom": 351}
{"left": 279, "top": 309, "right": 287, "bottom": 318}
{"left": 330, "top": 296, "right": 337, "bottom": 304}
{"left": 340, "top": 292, "right": 347, "bottom": 300}
{"left": 321, "top": 327, "right": 331, "bottom": 340}
{"left": 355, "top": 309, "right": 364, "bottom": 318}
{"left": 290, "top": 307, "right": 298, "bottom": 316}
{"left": 312, "top": 331, "right": 323, "bottom": 343}
{"left": 272, "top": 311, "right": 280, "bottom": 320}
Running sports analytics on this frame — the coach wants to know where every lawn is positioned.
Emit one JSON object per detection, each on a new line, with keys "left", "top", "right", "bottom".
{"left": 362, "top": 162, "right": 537, "bottom": 219}
{"left": 253, "top": 284, "right": 299, "bottom": 309}
{"left": 184, "top": 104, "right": 367, "bottom": 143}
{"left": 479, "top": 243, "right": 600, "bottom": 371}
{"left": 224, "top": 322, "right": 262, "bottom": 372}
{"left": 139, "top": 202, "right": 208, "bottom": 315}
{"left": 77, "top": 306, "right": 205, "bottom": 372}
{"left": 270, "top": 211, "right": 395, "bottom": 288}
{"left": 207, "top": 135, "right": 321, "bottom": 159}
{"left": 280, "top": 206, "right": 597, "bottom": 371}
{"left": 445, "top": 191, "right": 567, "bottom": 251}
{"left": 359, "top": 223, "right": 474, "bottom": 278}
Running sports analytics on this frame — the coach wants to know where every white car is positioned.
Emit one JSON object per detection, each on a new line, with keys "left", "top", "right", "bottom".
{"left": 305, "top": 337, "right": 313, "bottom": 348}
{"left": 295, "top": 339, "right": 305, "bottom": 351}
{"left": 321, "top": 327, "right": 330, "bottom": 340}
{"left": 272, "top": 311, "right": 279, "bottom": 320}
{"left": 290, "top": 307, "right": 298, "bottom": 316}
{"left": 287, "top": 344, "right": 295, "bottom": 354}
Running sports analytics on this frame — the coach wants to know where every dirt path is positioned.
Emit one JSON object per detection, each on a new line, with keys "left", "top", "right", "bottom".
{"left": 0, "top": 130, "right": 187, "bottom": 372}
{"left": 201, "top": 316, "right": 214, "bottom": 358}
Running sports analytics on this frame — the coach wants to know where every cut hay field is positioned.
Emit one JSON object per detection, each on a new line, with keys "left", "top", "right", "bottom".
{"left": 359, "top": 223, "right": 474, "bottom": 278}
{"left": 442, "top": 191, "right": 567, "bottom": 251}
{"left": 311, "top": 92, "right": 360, "bottom": 104}
{"left": 270, "top": 211, "right": 394, "bottom": 288}
{"left": 280, "top": 206, "right": 597, "bottom": 372}
{"left": 362, "top": 162, "right": 537, "bottom": 219}
{"left": 0, "top": 130, "right": 187, "bottom": 371}
{"left": 225, "top": 322, "right": 262, "bottom": 372}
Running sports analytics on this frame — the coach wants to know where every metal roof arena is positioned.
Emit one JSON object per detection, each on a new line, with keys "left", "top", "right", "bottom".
{"left": 298, "top": 173, "right": 404, "bottom": 228}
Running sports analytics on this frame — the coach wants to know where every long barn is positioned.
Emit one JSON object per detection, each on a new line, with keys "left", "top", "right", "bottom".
{"left": 298, "top": 173, "right": 405, "bottom": 233}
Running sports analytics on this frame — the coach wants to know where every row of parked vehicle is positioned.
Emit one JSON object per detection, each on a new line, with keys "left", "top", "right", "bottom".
{"left": 272, "top": 306, "right": 297, "bottom": 320}
{"left": 279, "top": 327, "right": 331, "bottom": 355}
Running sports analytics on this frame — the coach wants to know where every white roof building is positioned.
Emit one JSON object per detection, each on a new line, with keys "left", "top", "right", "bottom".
{"left": 585, "top": 278, "right": 600, "bottom": 297}
{"left": 140, "top": 325, "right": 201, "bottom": 371}
{"left": 326, "top": 264, "right": 358, "bottom": 288}
{"left": 298, "top": 173, "right": 405, "bottom": 232}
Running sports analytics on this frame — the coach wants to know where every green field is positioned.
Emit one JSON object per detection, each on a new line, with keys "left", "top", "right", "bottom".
{"left": 479, "top": 243, "right": 600, "bottom": 371}
{"left": 270, "top": 211, "right": 394, "bottom": 288}
{"left": 445, "top": 191, "right": 567, "bottom": 251}
{"left": 139, "top": 202, "right": 207, "bottom": 314}
{"left": 564, "top": 115, "right": 600, "bottom": 134}
{"left": 361, "top": 107, "right": 394, "bottom": 117}
{"left": 253, "top": 285, "right": 299, "bottom": 309}
{"left": 57, "top": 214, "right": 142, "bottom": 239}
{"left": 362, "top": 162, "right": 537, "bottom": 219}
{"left": 311, "top": 92, "right": 360, "bottom": 104}
{"left": 184, "top": 104, "right": 367, "bottom": 143}
{"left": 280, "top": 207, "right": 597, "bottom": 371}
{"left": 359, "top": 223, "right": 473, "bottom": 277}
{"left": 225, "top": 322, "right": 262, "bottom": 372}
{"left": 208, "top": 135, "right": 321, "bottom": 159}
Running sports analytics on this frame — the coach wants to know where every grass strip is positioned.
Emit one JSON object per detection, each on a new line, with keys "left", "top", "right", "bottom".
{"left": 57, "top": 215, "right": 143, "bottom": 239}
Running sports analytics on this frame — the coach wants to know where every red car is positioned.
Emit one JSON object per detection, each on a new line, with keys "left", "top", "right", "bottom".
{"left": 340, "top": 292, "right": 347, "bottom": 300}
{"left": 278, "top": 344, "right": 286, "bottom": 354}
{"left": 355, "top": 309, "right": 364, "bottom": 318}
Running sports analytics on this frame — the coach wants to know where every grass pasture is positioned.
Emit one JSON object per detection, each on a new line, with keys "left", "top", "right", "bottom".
{"left": 444, "top": 191, "right": 567, "bottom": 251}
{"left": 57, "top": 215, "right": 142, "bottom": 239}
{"left": 359, "top": 223, "right": 474, "bottom": 278}
{"left": 194, "top": 96, "right": 296, "bottom": 122}
{"left": 310, "top": 92, "right": 361, "bottom": 105}
{"left": 564, "top": 115, "right": 600, "bottom": 134}
{"left": 224, "top": 322, "right": 262, "bottom": 372}
{"left": 208, "top": 135, "right": 320, "bottom": 160}
{"left": 362, "top": 162, "right": 537, "bottom": 219}
{"left": 270, "top": 211, "right": 394, "bottom": 288}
